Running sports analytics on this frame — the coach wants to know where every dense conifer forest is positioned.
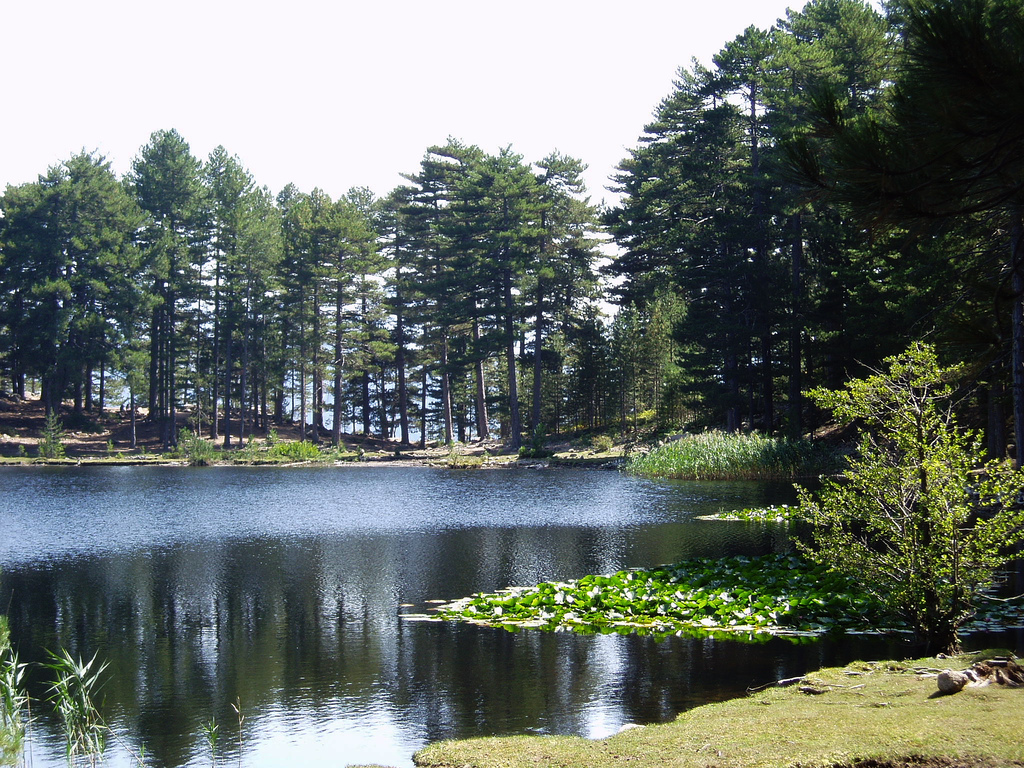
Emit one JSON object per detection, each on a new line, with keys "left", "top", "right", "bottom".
{"left": 2, "top": 0, "right": 1022, "bottom": 458}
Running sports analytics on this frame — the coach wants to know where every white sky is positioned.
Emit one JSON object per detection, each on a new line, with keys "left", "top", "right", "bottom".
{"left": 3, "top": 0, "right": 804, "bottom": 207}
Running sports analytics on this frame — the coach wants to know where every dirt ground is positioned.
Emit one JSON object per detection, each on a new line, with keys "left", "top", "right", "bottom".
{"left": 0, "top": 392, "right": 470, "bottom": 459}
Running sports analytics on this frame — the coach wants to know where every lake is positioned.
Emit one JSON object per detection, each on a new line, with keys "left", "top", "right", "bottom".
{"left": 0, "top": 465, "right": 983, "bottom": 767}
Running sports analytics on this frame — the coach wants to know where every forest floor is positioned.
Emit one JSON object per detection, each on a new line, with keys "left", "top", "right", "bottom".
{"left": 0, "top": 392, "right": 624, "bottom": 466}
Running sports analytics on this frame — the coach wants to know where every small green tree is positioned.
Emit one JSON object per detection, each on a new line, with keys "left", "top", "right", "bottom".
{"left": 39, "top": 410, "right": 66, "bottom": 460}
{"left": 798, "top": 342, "right": 1024, "bottom": 655}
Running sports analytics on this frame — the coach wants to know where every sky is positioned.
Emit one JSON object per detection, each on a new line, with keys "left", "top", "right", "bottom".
{"left": 3, "top": 0, "right": 807, "bottom": 208}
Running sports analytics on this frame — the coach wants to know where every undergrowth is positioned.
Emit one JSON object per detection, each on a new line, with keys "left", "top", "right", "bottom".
{"left": 626, "top": 430, "right": 846, "bottom": 480}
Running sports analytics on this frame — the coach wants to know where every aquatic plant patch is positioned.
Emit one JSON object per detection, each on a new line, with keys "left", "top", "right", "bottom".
{"left": 412, "top": 554, "right": 1024, "bottom": 642}
{"left": 696, "top": 504, "right": 798, "bottom": 522}
{"left": 626, "top": 431, "right": 847, "bottom": 480}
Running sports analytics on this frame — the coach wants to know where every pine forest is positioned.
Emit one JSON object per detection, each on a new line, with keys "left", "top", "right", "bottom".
{"left": 2, "top": 0, "right": 1023, "bottom": 460}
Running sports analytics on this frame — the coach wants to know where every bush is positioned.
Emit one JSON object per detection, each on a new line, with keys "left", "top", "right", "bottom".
{"left": 518, "top": 428, "right": 553, "bottom": 459}
{"left": 590, "top": 434, "right": 614, "bottom": 453}
{"left": 268, "top": 440, "right": 322, "bottom": 462}
{"left": 178, "top": 430, "right": 217, "bottom": 466}
{"left": 798, "top": 342, "right": 1024, "bottom": 655}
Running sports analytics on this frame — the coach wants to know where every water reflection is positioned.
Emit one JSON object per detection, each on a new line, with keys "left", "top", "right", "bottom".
{"left": 0, "top": 467, "right": 921, "bottom": 768}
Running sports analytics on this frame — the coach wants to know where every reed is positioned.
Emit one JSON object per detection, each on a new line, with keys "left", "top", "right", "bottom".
{"left": 0, "top": 618, "right": 28, "bottom": 767}
{"left": 626, "top": 430, "right": 845, "bottom": 480}
{"left": 45, "top": 649, "right": 108, "bottom": 764}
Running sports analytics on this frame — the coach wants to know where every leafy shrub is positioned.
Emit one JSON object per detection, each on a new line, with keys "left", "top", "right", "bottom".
{"left": 798, "top": 342, "right": 1024, "bottom": 655}
{"left": 518, "top": 428, "right": 554, "bottom": 459}
{"left": 178, "top": 430, "right": 217, "bottom": 466}
{"left": 590, "top": 434, "right": 614, "bottom": 453}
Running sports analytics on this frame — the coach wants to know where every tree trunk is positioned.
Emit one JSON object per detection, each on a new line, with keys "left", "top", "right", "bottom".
{"left": 85, "top": 364, "right": 93, "bottom": 412}
{"left": 420, "top": 371, "right": 428, "bottom": 449}
{"left": 531, "top": 280, "right": 545, "bottom": 434}
{"left": 333, "top": 289, "right": 344, "bottom": 448}
{"left": 361, "top": 371, "right": 372, "bottom": 435}
{"left": 788, "top": 213, "right": 804, "bottom": 439}
{"left": 503, "top": 268, "right": 522, "bottom": 450}
{"left": 987, "top": 377, "right": 1006, "bottom": 460}
{"left": 1011, "top": 209, "right": 1024, "bottom": 468}
{"left": 130, "top": 388, "right": 137, "bottom": 450}
{"left": 473, "top": 319, "right": 489, "bottom": 439}
{"left": 148, "top": 300, "right": 160, "bottom": 415}
{"left": 223, "top": 334, "right": 232, "bottom": 449}
{"left": 167, "top": 290, "right": 177, "bottom": 449}
{"left": 299, "top": 361, "right": 307, "bottom": 442}
{"left": 396, "top": 306, "right": 411, "bottom": 445}
{"left": 440, "top": 332, "right": 454, "bottom": 445}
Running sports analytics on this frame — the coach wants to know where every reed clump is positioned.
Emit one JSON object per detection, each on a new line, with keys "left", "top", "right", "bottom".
{"left": 0, "top": 618, "right": 27, "bottom": 766}
{"left": 626, "top": 430, "right": 845, "bottom": 480}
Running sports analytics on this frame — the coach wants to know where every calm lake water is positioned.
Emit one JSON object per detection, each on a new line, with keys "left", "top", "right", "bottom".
{"left": 0, "top": 465, "right": 1006, "bottom": 768}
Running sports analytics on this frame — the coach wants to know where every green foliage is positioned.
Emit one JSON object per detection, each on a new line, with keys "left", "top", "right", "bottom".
{"left": 201, "top": 718, "right": 219, "bottom": 767}
{"left": 0, "top": 617, "right": 28, "bottom": 766}
{"left": 178, "top": 429, "right": 218, "bottom": 466}
{"left": 428, "top": 554, "right": 893, "bottom": 641}
{"left": 518, "top": 428, "right": 553, "bottom": 459}
{"left": 46, "top": 648, "right": 108, "bottom": 763}
{"left": 706, "top": 505, "right": 798, "bottom": 522}
{"left": 589, "top": 434, "right": 614, "bottom": 453}
{"left": 626, "top": 431, "right": 845, "bottom": 480}
{"left": 38, "top": 410, "right": 66, "bottom": 460}
{"left": 445, "top": 446, "right": 485, "bottom": 469}
{"left": 267, "top": 440, "right": 322, "bottom": 462}
{"left": 798, "top": 342, "right": 1024, "bottom": 654}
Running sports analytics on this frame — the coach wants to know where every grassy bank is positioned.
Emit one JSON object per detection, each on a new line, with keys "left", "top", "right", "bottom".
{"left": 414, "top": 652, "right": 1024, "bottom": 768}
{"left": 626, "top": 431, "right": 846, "bottom": 480}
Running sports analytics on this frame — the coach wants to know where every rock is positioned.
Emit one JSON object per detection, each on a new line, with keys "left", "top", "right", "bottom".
{"left": 937, "top": 669, "right": 969, "bottom": 694}
{"left": 617, "top": 723, "right": 645, "bottom": 734}
{"left": 799, "top": 685, "right": 827, "bottom": 695}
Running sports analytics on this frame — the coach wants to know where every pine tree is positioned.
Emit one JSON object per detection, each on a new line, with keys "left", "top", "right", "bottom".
{"left": 129, "top": 129, "right": 208, "bottom": 447}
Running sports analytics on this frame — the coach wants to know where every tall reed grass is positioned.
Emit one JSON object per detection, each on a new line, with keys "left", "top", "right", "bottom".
{"left": 0, "top": 617, "right": 27, "bottom": 766}
{"left": 46, "top": 649, "right": 108, "bottom": 764}
{"left": 626, "top": 430, "right": 846, "bottom": 480}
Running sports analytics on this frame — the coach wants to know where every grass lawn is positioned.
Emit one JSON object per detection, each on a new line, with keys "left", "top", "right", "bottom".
{"left": 413, "top": 652, "right": 1024, "bottom": 768}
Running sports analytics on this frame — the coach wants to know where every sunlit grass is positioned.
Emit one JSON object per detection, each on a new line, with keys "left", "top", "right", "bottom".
{"left": 415, "top": 653, "right": 1024, "bottom": 768}
{"left": 626, "top": 430, "right": 846, "bottom": 480}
